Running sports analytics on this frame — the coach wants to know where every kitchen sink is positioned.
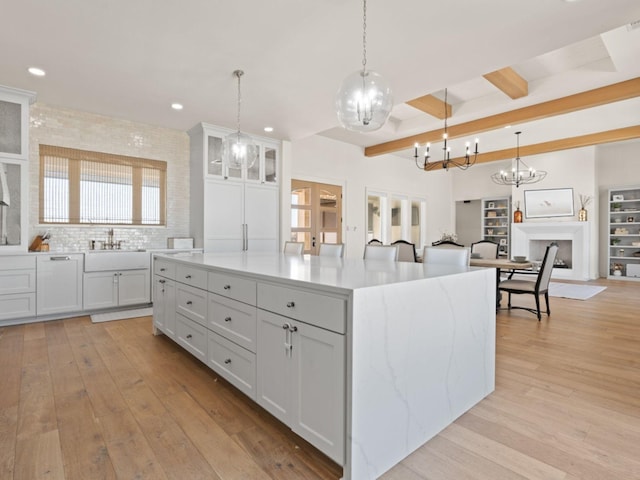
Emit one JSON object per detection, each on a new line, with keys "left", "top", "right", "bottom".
{"left": 84, "top": 250, "right": 150, "bottom": 272}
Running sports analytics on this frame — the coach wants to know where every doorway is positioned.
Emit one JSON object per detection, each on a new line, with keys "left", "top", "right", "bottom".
{"left": 290, "top": 180, "right": 342, "bottom": 255}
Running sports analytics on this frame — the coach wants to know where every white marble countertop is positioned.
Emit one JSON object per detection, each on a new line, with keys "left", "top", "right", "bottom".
{"left": 155, "top": 251, "right": 483, "bottom": 293}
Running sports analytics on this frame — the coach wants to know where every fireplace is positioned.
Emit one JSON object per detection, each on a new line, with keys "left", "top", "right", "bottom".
{"left": 512, "top": 222, "right": 589, "bottom": 280}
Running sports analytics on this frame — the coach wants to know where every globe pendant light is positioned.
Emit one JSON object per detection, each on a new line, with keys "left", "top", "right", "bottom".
{"left": 223, "top": 70, "right": 259, "bottom": 170}
{"left": 335, "top": 0, "right": 393, "bottom": 132}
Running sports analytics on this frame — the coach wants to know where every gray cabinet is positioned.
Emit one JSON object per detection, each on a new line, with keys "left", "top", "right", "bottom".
{"left": 36, "top": 254, "right": 83, "bottom": 315}
{"left": 84, "top": 269, "right": 150, "bottom": 310}
{"left": 0, "top": 255, "right": 35, "bottom": 321}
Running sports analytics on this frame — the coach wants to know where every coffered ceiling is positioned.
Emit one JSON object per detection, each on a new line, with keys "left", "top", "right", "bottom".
{"left": 1, "top": 0, "right": 639, "bottom": 160}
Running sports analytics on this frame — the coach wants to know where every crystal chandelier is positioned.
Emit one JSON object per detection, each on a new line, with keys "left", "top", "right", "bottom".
{"left": 490, "top": 131, "right": 547, "bottom": 188}
{"left": 222, "top": 70, "right": 259, "bottom": 170}
{"left": 414, "top": 88, "right": 479, "bottom": 171}
{"left": 335, "top": 0, "right": 393, "bottom": 132}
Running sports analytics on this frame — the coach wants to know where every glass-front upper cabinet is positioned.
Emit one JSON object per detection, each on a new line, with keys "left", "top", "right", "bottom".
{"left": 0, "top": 85, "right": 35, "bottom": 161}
{"left": 189, "top": 123, "right": 279, "bottom": 184}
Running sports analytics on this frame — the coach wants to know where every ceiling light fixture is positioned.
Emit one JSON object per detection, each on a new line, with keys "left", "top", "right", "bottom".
{"left": 222, "top": 70, "right": 258, "bottom": 170}
{"left": 171, "top": 103, "right": 183, "bottom": 110}
{"left": 491, "top": 131, "right": 547, "bottom": 188}
{"left": 28, "top": 67, "right": 46, "bottom": 77}
{"left": 263, "top": 127, "right": 274, "bottom": 133}
{"left": 335, "top": 0, "right": 392, "bottom": 132}
{"left": 414, "top": 88, "right": 479, "bottom": 171}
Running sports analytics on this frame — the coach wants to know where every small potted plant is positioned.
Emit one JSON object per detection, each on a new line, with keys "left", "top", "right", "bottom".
{"left": 611, "top": 237, "right": 621, "bottom": 246}
{"left": 612, "top": 202, "right": 622, "bottom": 212}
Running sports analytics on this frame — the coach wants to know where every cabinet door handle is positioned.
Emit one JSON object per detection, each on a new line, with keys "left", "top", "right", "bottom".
{"left": 223, "top": 284, "right": 231, "bottom": 290}
{"left": 288, "top": 325, "right": 298, "bottom": 333}
{"left": 160, "top": 267, "right": 166, "bottom": 272}
{"left": 224, "top": 358, "right": 232, "bottom": 365}
{"left": 185, "top": 274, "right": 192, "bottom": 279}
{"left": 159, "top": 279, "right": 166, "bottom": 284}
{"left": 50, "top": 256, "right": 70, "bottom": 261}
{"left": 186, "top": 300, "right": 193, "bottom": 305}
{"left": 286, "top": 301, "right": 295, "bottom": 308}
{"left": 186, "top": 334, "right": 192, "bottom": 339}
{"left": 282, "top": 323, "right": 291, "bottom": 330}
{"left": 224, "top": 316, "right": 232, "bottom": 322}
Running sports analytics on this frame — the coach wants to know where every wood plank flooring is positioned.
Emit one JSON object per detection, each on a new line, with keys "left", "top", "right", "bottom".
{"left": 1, "top": 278, "right": 639, "bottom": 479}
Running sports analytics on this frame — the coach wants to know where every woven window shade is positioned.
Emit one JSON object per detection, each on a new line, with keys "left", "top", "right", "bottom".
{"left": 39, "top": 145, "right": 166, "bottom": 225}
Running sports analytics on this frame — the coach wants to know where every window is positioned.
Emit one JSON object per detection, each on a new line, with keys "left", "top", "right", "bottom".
{"left": 366, "top": 189, "right": 426, "bottom": 248}
{"left": 39, "top": 145, "right": 166, "bottom": 225}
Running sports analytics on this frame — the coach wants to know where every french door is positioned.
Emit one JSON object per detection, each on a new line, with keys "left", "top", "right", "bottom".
{"left": 290, "top": 180, "right": 342, "bottom": 255}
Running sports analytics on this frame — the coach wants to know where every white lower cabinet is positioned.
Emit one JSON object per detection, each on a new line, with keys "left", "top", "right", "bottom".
{"left": 84, "top": 269, "right": 150, "bottom": 310}
{"left": 176, "top": 313, "right": 207, "bottom": 362}
{"left": 257, "top": 309, "right": 345, "bottom": 465}
{"left": 36, "top": 254, "right": 83, "bottom": 316}
{"left": 207, "top": 330, "right": 256, "bottom": 400}
{"left": 153, "top": 276, "right": 176, "bottom": 338}
{"left": 0, "top": 256, "right": 36, "bottom": 321}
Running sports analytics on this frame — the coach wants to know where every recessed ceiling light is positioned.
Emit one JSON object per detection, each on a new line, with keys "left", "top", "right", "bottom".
{"left": 264, "top": 127, "right": 274, "bottom": 133}
{"left": 28, "top": 67, "right": 46, "bottom": 77}
{"left": 504, "top": 125, "right": 512, "bottom": 129}
{"left": 171, "top": 103, "right": 183, "bottom": 110}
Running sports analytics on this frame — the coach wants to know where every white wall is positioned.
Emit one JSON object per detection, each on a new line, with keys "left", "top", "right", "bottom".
{"left": 287, "top": 135, "right": 454, "bottom": 258}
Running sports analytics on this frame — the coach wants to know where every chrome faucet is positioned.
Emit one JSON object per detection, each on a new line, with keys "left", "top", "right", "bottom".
{"left": 106, "top": 228, "right": 115, "bottom": 249}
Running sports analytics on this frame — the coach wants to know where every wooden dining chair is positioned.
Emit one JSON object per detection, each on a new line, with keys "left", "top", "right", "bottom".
{"left": 498, "top": 243, "right": 559, "bottom": 321}
{"left": 363, "top": 245, "right": 399, "bottom": 261}
{"left": 431, "top": 239, "right": 465, "bottom": 248}
{"left": 391, "top": 240, "right": 417, "bottom": 262}
{"left": 283, "top": 241, "right": 304, "bottom": 255}
{"left": 470, "top": 240, "right": 499, "bottom": 259}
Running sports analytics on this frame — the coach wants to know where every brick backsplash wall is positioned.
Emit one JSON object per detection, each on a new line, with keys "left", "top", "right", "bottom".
{"left": 28, "top": 103, "right": 190, "bottom": 251}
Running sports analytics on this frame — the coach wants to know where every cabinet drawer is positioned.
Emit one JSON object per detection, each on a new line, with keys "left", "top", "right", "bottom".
{"left": 207, "top": 330, "right": 256, "bottom": 400}
{"left": 176, "top": 313, "right": 207, "bottom": 363}
{"left": 208, "top": 272, "right": 256, "bottom": 305}
{"left": 208, "top": 293, "right": 257, "bottom": 353}
{"left": 154, "top": 258, "right": 176, "bottom": 279}
{"left": 257, "top": 283, "right": 346, "bottom": 334}
{"left": 176, "top": 264, "right": 207, "bottom": 290}
{"left": 0, "top": 293, "right": 36, "bottom": 321}
{"left": 176, "top": 283, "right": 207, "bottom": 327}
{"left": 0, "top": 269, "right": 36, "bottom": 295}
{"left": 0, "top": 256, "right": 36, "bottom": 270}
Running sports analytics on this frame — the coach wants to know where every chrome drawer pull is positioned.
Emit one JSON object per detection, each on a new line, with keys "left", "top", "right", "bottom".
{"left": 288, "top": 325, "right": 298, "bottom": 333}
{"left": 286, "top": 301, "right": 295, "bottom": 308}
{"left": 185, "top": 274, "right": 192, "bottom": 279}
{"left": 224, "top": 358, "right": 232, "bottom": 365}
{"left": 186, "top": 334, "right": 192, "bottom": 339}
{"left": 50, "top": 256, "right": 70, "bottom": 261}
{"left": 160, "top": 267, "right": 166, "bottom": 272}
{"left": 223, "top": 284, "right": 231, "bottom": 290}
{"left": 159, "top": 279, "right": 166, "bottom": 284}
{"left": 282, "top": 323, "right": 290, "bottom": 330}
{"left": 186, "top": 300, "right": 193, "bottom": 305}
{"left": 224, "top": 316, "right": 232, "bottom": 322}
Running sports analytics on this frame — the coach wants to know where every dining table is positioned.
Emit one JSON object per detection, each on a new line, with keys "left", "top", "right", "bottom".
{"left": 470, "top": 257, "right": 534, "bottom": 308}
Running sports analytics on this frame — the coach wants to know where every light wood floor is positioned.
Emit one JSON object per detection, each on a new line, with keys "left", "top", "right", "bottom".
{"left": 1, "top": 278, "right": 639, "bottom": 479}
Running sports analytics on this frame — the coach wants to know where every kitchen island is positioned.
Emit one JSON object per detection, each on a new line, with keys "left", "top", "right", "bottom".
{"left": 152, "top": 252, "right": 495, "bottom": 479}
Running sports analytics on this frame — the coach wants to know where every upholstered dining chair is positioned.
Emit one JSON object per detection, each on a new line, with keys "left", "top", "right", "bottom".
{"left": 363, "top": 244, "right": 399, "bottom": 261}
{"left": 431, "top": 239, "right": 465, "bottom": 248}
{"left": 283, "top": 241, "right": 304, "bottom": 255}
{"left": 318, "top": 243, "right": 345, "bottom": 257}
{"left": 498, "top": 243, "right": 559, "bottom": 321}
{"left": 422, "top": 246, "right": 470, "bottom": 266}
{"left": 470, "top": 240, "right": 499, "bottom": 259}
{"left": 391, "top": 240, "right": 417, "bottom": 262}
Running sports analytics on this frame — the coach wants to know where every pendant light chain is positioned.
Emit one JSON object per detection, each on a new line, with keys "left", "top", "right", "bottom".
{"left": 362, "top": 0, "right": 367, "bottom": 72}
{"left": 234, "top": 70, "right": 243, "bottom": 135}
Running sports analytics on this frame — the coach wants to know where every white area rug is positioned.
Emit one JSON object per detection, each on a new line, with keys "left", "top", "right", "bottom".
{"left": 91, "top": 307, "right": 153, "bottom": 323}
{"left": 548, "top": 282, "right": 606, "bottom": 300}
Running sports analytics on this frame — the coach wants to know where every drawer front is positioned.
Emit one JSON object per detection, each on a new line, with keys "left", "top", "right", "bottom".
{"left": 208, "top": 272, "right": 256, "bottom": 306}
{"left": 0, "top": 293, "right": 36, "bottom": 320}
{"left": 176, "top": 264, "right": 207, "bottom": 290}
{"left": 176, "top": 284, "right": 207, "bottom": 327}
{"left": 208, "top": 293, "right": 257, "bottom": 353}
{"left": 176, "top": 313, "right": 207, "bottom": 363}
{"left": 0, "top": 256, "right": 36, "bottom": 270}
{"left": 0, "top": 269, "right": 36, "bottom": 295}
{"left": 207, "top": 330, "right": 256, "bottom": 400}
{"left": 153, "top": 258, "right": 176, "bottom": 279}
{"left": 257, "top": 283, "right": 346, "bottom": 334}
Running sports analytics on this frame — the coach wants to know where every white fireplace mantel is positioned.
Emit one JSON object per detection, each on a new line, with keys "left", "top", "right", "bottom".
{"left": 512, "top": 222, "right": 590, "bottom": 281}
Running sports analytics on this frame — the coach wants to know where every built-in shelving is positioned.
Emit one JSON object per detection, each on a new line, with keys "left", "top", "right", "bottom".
{"left": 482, "top": 196, "right": 511, "bottom": 257}
{"left": 608, "top": 186, "right": 640, "bottom": 281}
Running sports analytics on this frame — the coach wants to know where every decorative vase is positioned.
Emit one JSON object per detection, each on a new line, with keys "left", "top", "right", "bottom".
{"left": 514, "top": 207, "right": 523, "bottom": 223}
{"left": 579, "top": 208, "right": 587, "bottom": 222}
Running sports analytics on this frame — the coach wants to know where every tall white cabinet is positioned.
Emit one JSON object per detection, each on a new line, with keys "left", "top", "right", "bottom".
{"left": 608, "top": 186, "right": 640, "bottom": 280}
{"left": 189, "top": 123, "right": 280, "bottom": 252}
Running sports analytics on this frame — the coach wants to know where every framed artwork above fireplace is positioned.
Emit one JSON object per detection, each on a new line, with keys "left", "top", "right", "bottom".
{"left": 524, "top": 187, "right": 574, "bottom": 219}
